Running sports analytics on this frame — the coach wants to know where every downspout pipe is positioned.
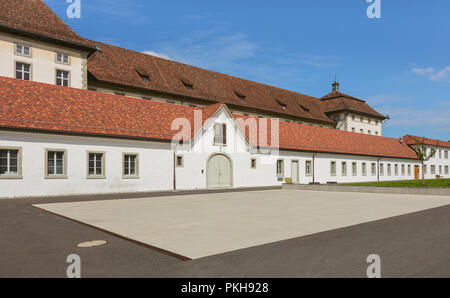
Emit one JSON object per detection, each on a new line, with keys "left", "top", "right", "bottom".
{"left": 312, "top": 153, "right": 318, "bottom": 184}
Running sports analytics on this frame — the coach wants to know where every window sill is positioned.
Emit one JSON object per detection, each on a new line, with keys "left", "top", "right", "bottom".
{"left": 0, "top": 175, "right": 23, "bottom": 179}
{"left": 45, "top": 175, "right": 68, "bottom": 180}
{"left": 87, "top": 176, "right": 106, "bottom": 179}
{"left": 122, "top": 175, "right": 140, "bottom": 180}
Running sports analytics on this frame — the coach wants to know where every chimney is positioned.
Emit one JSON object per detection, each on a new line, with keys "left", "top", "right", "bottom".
{"left": 332, "top": 77, "right": 340, "bottom": 92}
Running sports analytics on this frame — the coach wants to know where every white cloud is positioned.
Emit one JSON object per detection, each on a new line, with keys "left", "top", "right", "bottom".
{"left": 411, "top": 66, "right": 450, "bottom": 82}
{"left": 142, "top": 51, "right": 171, "bottom": 60}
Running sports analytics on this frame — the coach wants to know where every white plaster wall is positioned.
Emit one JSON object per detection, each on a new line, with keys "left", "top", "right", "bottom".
{"left": 0, "top": 131, "right": 173, "bottom": 198}
{"left": 0, "top": 33, "right": 86, "bottom": 89}
{"left": 422, "top": 146, "right": 450, "bottom": 179}
{"left": 346, "top": 114, "right": 383, "bottom": 136}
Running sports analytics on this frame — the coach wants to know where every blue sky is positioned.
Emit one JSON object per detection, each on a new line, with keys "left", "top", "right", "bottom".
{"left": 46, "top": 0, "right": 449, "bottom": 140}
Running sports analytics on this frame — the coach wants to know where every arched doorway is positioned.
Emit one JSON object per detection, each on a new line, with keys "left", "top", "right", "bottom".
{"left": 207, "top": 153, "right": 232, "bottom": 188}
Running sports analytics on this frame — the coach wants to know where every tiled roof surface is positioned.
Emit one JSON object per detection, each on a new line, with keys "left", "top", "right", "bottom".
{"left": 0, "top": 76, "right": 418, "bottom": 159}
{"left": 87, "top": 41, "right": 335, "bottom": 125}
{"left": 234, "top": 114, "right": 417, "bottom": 159}
{"left": 403, "top": 135, "right": 450, "bottom": 149}
{"left": 0, "top": 0, "right": 93, "bottom": 48}
{"left": 320, "top": 91, "right": 386, "bottom": 119}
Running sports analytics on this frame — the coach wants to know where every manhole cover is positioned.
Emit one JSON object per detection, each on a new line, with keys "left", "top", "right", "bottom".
{"left": 76, "top": 240, "right": 108, "bottom": 248}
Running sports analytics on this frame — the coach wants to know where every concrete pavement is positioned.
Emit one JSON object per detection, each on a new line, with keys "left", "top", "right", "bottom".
{"left": 34, "top": 189, "right": 450, "bottom": 259}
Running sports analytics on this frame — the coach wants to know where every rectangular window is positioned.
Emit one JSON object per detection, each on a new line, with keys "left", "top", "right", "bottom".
{"left": 380, "top": 164, "right": 384, "bottom": 176}
{"left": 305, "top": 160, "right": 312, "bottom": 176}
{"left": 330, "top": 161, "right": 336, "bottom": 176}
{"left": 371, "top": 163, "right": 376, "bottom": 176}
{"left": 368, "top": 130, "right": 371, "bottom": 135}
{"left": 362, "top": 163, "right": 367, "bottom": 176}
{"left": 16, "top": 62, "right": 31, "bottom": 80}
{"left": 46, "top": 150, "right": 66, "bottom": 178}
{"left": 341, "top": 162, "right": 347, "bottom": 176}
{"left": 402, "top": 164, "right": 405, "bottom": 176}
{"left": 424, "top": 165, "right": 427, "bottom": 174}
{"left": 445, "top": 151, "right": 448, "bottom": 159}
{"left": 56, "top": 52, "right": 70, "bottom": 64}
{"left": 387, "top": 164, "right": 392, "bottom": 176}
{"left": 375, "top": 131, "right": 379, "bottom": 136}
{"left": 439, "top": 165, "right": 442, "bottom": 175}
{"left": 352, "top": 162, "right": 357, "bottom": 176}
{"left": 276, "top": 160, "right": 284, "bottom": 176}
{"left": 0, "top": 148, "right": 21, "bottom": 178}
{"left": 352, "top": 127, "right": 355, "bottom": 132}
{"left": 360, "top": 129, "right": 364, "bottom": 133}
{"left": 445, "top": 166, "right": 449, "bottom": 175}
{"left": 395, "top": 164, "right": 398, "bottom": 176}
{"left": 56, "top": 70, "right": 70, "bottom": 87}
{"left": 123, "top": 154, "right": 139, "bottom": 177}
{"left": 408, "top": 165, "right": 411, "bottom": 176}
{"left": 214, "top": 124, "right": 227, "bottom": 146}
{"left": 15, "top": 43, "right": 31, "bottom": 56}
{"left": 88, "top": 152, "right": 105, "bottom": 177}
{"left": 176, "top": 155, "right": 183, "bottom": 168}
{"left": 431, "top": 165, "right": 436, "bottom": 174}
{"left": 250, "top": 158, "right": 256, "bottom": 169}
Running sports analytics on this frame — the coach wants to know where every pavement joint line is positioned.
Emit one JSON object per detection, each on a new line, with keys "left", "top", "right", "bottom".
{"left": 32, "top": 205, "right": 192, "bottom": 262}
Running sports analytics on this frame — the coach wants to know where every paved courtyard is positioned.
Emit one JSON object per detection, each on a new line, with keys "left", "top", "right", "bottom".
{"left": 35, "top": 189, "right": 450, "bottom": 260}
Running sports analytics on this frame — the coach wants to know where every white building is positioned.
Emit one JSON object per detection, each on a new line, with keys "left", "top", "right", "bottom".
{"left": 0, "top": 0, "right": 448, "bottom": 199}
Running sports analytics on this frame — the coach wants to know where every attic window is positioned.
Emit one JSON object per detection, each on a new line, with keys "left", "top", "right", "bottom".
{"left": 136, "top": 70, "right": 150, "bottom": 82}
{"left": 299, "top": 104, "right": 310, "bottom": 112}
{"left": 276, "top": 100, "right": 287, "bottom": 109}
{"left": 234, "top": 91, "right": 246, "bottom": 101}
{"left": 180, "top": 78, "right": 193, "bottom": 90}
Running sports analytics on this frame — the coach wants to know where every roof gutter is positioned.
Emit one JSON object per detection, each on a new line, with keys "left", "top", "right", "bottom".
{"left": 0, "top": 24, "right": 97, "bottom": 54}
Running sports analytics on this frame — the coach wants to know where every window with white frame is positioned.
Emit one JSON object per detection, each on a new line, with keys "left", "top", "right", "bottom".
{"left": 305, "top": 160, "right": 312, "bottom": 176}
{"left": 123, "top": 154, "right": 138, "bottom": 177}
{"left": 341, "top": 162, "right": 347, "bottom": 176}
{"left": 431, "top": 165, "right": 436, "bottom": 174}
{"left": 402, "top": 164, "right": 405, "bottom": 176}
{"left": 362, "top": 163, "right": 367, "bottom": 176}
{"left": 46, "top": 150, "right": 66, "bottom": 177}
{"left": 56, "top": 70, "right": 70, "bottom": 87}
{"left": 380, "top": 163, "right": 384, "bottom": 176}
{"left": 15, "top": 43, "right": 31, "bottom": 56}
{"left": 16, "top": 62, "right": 31, "bottom": 80}
{"left": 423, "top": 165, "right": 427, "bottom": 174}
{"left": 395, "top": 164, "right": 398, "bottom": 176}
{"left": 276, "top": 160, "right": 284, "bottom": 176}
{"left": 214, "top": 124, "right": 227, "bottom": 146}
{"left": 439, "top": 165, "right": 442, "bottom": 175}
{"left": 445, "top": 166, "right": 449, "bottom": 175}
{"left": 0, "top": 148, "right": 21, "bottom": 178}
{"left": 387, "top": 164, "right": 392, "bottom": 176}
{"left": 88, "top": 152, "right": 104, "bottom": 177}
{"left": 371, "top": 163, "right": 376, "bottom": 176}
{"left": 56, "top": 52, "right": 70, "bottom": 64}
{"left": 330, "top": 161, "right": 336, "bottom": 176}
{"left": 445, "top": 151, "right": 448, "bottom": 159}
{"left": 439, "top": 150, "right": 442, "bottom": 159}
{"left": 408, "top": 165, "right": 411, "bottom": 176}
{"left": 352, "top": 162, "right": 357, "bottom": 176}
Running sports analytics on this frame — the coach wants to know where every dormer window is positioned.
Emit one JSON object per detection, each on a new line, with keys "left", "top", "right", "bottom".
{"left": 276, "top": 100, "right": 287, "bottom": 109}
{"left": 137, "top": 72, "right": 150, "bottom": 82}
{"left": 299, "top": 104, "right": 310, "bottom": 113}
{"left": 15, "top": 43, "right": 31, "bottom": 57}
{"left": 234, "top": 91, "right": 246, "bottom": 101}
{"left": 180, "top": 78, "right": 193, "bottom": 90}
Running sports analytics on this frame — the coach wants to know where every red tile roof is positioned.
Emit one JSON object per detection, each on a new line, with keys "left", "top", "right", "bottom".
{"left": 0, "top": 76, "right": 418, "bottom": 160}
{"left": 403, "top": 135, "right": 450, "bottom": 149}
{"left": 234, "top": 114, "right": 417, "bottom": 159}
{"left": 87, "top": 41, "right": 335, "bottom": 125}
{"left": 0, "top": 0, "right": 94, "bottom": 49}
{"left": 320, "top": 91, "right": 386, "bottom": 119}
